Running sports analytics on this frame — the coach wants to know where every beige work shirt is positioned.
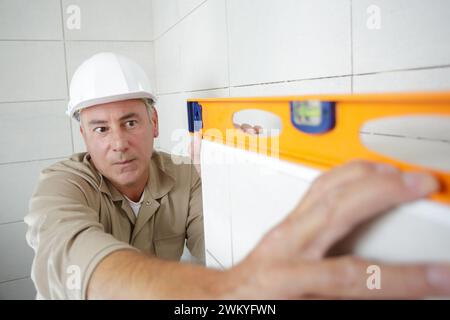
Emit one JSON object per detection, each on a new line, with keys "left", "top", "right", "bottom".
{"left": 25, "top": 151, "right": 204, "bottom": 300}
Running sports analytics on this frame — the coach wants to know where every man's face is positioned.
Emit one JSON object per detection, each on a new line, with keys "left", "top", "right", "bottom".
{"left": 80, "top": 99, "right": 158, "bottom": 191}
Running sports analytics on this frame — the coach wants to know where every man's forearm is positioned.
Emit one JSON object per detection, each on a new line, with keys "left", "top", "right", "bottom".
{"left": 87, "top": 249, "right": 228, "bottom": 299}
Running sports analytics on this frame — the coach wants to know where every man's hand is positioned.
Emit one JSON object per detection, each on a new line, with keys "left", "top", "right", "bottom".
{"left": 219, "top": 160, "right": 450, "bottom": 299}
{"left": 88, "top": 159, "right": 450, "bottom": 299}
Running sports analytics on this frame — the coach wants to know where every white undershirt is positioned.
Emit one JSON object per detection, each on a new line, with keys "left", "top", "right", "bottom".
{"left": 124, "top": 191, "right": 145, "bottom": 217}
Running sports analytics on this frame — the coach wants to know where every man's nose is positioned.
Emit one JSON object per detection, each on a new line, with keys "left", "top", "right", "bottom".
{"left": 111, "top": 130, "right": 129, "bottom": 152}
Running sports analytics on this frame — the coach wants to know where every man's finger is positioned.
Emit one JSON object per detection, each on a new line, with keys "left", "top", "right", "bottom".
{"left": 275, "top": 166, "right": 438, "bottom": 259}
{"left": 289, "top": 256, "right": 450, "bottom": 299}
{"left": 297, "top": 160, "right": 398, "bottom": 213}
{"left": 301, "top": 170, "right": 439, "bottom": 258}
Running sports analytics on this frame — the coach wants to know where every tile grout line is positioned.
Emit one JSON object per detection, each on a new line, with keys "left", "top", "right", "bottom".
{"left": 0, "top": 276, "right": 30, "bottom": 285}
{"left": 0, "top": 220, "right": 25, "bottom": 226}
{"left": 58, "top": 0, "right": 75, "bottom": 154}
{"left": 153, "top": 0, "right": 209, "bottom": 42}
{"left": 205, "top": 249, "right": 225, "bottom": 270}
{"left": 224, "top": 0, "right": 232, "bottom": 96}
{"left": 0, "top": 39, "right": 153, "bottom": 43}
{"left": 0, "top": 98, "right": 66, "bottom": 105}
{"left": 150, "top": 0, "right": 159, "bottom": 95}
{"left": 0, "top": 156, "right": 67, "bottom": 167}
{"left": 156, "top": 62, "right": 450, "bottom": 97}
{"left": 157, "top": 63, "right": 450, "bottom": 96}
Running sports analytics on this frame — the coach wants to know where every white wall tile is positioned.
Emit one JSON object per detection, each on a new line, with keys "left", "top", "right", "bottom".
{"left": 0, "top": 277, "right": 36, "bottom": 300}
{"left": 62, "top": 0, "right": 153, "bottom": 40}
{"left": 151, "top": 93, "right": 185, "bottom": 155}
{"left": 353, "top": 0, "right": 450, "bottom": 74}
{"left": 0, "top": 101, "right": 72, "bottom": 163}
{"left": 354, "top": 67, "right": 450, "bottom": 93}
{"left": 155, "top": 89, "right": 228, "bottom": 155}
{"left": 177, "top": 0, "right": 206, "bottom": 20}
{"left": 154, "top": 0, "right": 228, "bottom": 94}
{"left": 0, "top": 0, "right": 62, "bottom": 40}
{"left": 152, "top": 0, "right": 178, "bottom": 39}
{"left": 201, "top": 141, "right": 234, "bottom": 268}
{"left": 227, "top": 0, "right": 351, "bottom": 86}
{"left": 152, "top": 0, "right": 207, "bottom": 40}
{"left": 0, "top": 42, "right": 67, "bottom": 102}
{"left": 154, "top": 25, "right": 184, "bottom": 94}
{"left": 0, "top": 222, "right": 34, "bottom": 283}
{"left": 65, "top": 41, "right": 156, "bottom": 92}
{"left": 230, "top": 77, "right": 351, "bottom": 97}
{"left": 0, "top": 159, "right": 62, "bottom": 225}
{"left": 180, "top": 0, "right": 228, "bottom": 92}
{"left": 201, "top": 141, "right": 319, "bottom": 266}
{"left": 229, "top": 156, "right": 314, "bottom": 264}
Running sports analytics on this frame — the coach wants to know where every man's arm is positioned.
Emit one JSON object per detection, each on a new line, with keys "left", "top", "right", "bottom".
{"left": 87, "top": 250, "right": 225, "bottom": 299}
{"left": 88, "top": 160, "right": 450, "bottom": 299}
{"left": 26, "top": 172, "right": 136, "bottom": 299}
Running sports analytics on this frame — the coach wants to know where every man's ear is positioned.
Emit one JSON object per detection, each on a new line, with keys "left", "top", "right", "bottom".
{"left": 151, "top": 106, "right": 159, "bottom": 138}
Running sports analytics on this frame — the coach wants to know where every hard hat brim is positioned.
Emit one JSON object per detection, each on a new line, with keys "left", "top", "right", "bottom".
{"left": 67, "top": 91, "right": 157, "bottom": 118}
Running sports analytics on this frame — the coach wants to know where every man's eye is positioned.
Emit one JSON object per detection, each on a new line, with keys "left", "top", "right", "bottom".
{"left": 125, "top": 120, "right": 137, "bottom": 128}
{"left": 94, "top": 127, "right": 108, "bottom": 133}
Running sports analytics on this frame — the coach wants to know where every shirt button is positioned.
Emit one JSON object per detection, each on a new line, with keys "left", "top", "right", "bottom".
{"left": 146, "top": 201, "right": 151, "bottom": 206}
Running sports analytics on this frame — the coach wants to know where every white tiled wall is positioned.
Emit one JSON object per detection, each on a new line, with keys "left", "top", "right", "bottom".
{"left": 352, "top": 0, "right": 450, "bottom": 74}
{"left": 0, "top": 0, "right": 63, "bottom": 40}
{"left": 152, "top": 0, "right": 450, "bottom": 269}
{"left": 61, "top": 0, "right": 153, "bottom": 41}
{"left": 2, "top": 0, "right": 450, "bottom": 299}
{"left": 153, "top": 0, "right": 450, "bottom": 155}
{"left": 154, "top": 0, "right": 228, "bottom": 94}
{"left": 227, "top": 0, "right": 352, "bottom": 86}
{"left": 0, "top": 0, "right": 154, "bottom": 299}
{"left": 0, "top": 42, "right": 67, "bottom": 102}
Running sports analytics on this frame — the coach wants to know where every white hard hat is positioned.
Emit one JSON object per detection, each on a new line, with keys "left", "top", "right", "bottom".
{"left": 67, "top": 52, "right": 157, "bottom": 119}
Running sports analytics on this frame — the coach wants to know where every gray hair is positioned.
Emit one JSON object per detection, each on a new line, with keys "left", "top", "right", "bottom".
{"left": 74, "top": 98, "right": 155, "bottom": 123}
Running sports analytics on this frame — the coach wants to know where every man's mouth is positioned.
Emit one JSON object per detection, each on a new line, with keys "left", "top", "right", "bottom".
{"left": 114, "top": 159, "right": 135, "bottom": 165}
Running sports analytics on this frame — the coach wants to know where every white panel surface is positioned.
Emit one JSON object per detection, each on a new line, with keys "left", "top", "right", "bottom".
{"left": 201, "top": 141, "right": 450, "bottom": 266}
{"left": 201, "top": 140, "right": 234, "bottom": 268}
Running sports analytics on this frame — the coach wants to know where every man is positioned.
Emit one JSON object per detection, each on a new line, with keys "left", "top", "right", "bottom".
{"left": 25, "top": 52, "right": 450, "bottom": 299}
